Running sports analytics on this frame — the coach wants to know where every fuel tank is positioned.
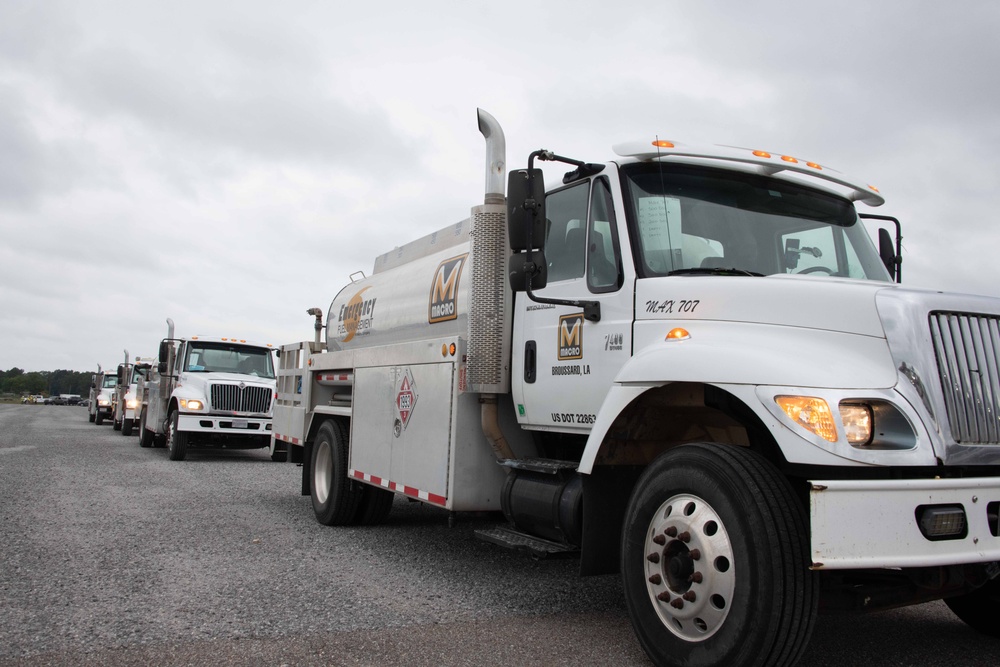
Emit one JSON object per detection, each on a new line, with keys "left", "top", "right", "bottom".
{"left": 326, "top": 219, "right": 474, "bottom": 352}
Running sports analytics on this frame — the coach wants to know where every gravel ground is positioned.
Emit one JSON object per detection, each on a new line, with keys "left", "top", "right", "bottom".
{"left": 2, "top": 404, "right": 1000, "bottom": 666}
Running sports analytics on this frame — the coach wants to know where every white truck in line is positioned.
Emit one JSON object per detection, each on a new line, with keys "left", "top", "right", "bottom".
{"left": 88, "top": 366, "right": 118, "bottom": 425}
{"left": 112, "top": 351, "right": 154, "bottom": 436}
{"left": 137, "top": 319, "right": 277, "bottom": 461}
{"left": 272, "top": 109, "right": 1000, "bottom": 667}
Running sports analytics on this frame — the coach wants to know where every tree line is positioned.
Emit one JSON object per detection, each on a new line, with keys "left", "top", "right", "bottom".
{"left": 0, "top": 368, "right": 94, "bottom": 397}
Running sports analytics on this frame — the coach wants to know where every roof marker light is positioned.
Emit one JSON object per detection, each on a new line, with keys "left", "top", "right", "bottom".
{"left": 665, "top": 327, "right": 690, "bottom": 341}
{"left": 653, "top": 140, "right": 675, "bottom": 148}
{"left": 781, "top": 155, "right": 799, "bottom": 163}
{"left": 806, "top": 162, "right": 822, "bottom": 170}
{"left": 753, "top": 150, "right": 771, "bottom": 158}
{"left": 869, "top": 184, "right": 880, "bottom": 193}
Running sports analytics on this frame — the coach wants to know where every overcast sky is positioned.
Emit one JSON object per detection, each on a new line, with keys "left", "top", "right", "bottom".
{"left": 1, "top": 1, "right": 998, "bottom": 373}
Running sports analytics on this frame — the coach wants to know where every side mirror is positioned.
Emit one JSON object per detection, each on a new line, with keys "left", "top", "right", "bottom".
{"left": 158, "top": 340, "right": 170, "bottom": 364}
{"left": 507, "top": 169, "right": 546, "bottom": 251}
{"left": 878, "top": 227, "right": 899, "bottom": 282}
{"left": 157, "top": 361, "right": 167, "bottom": 374}
{"left": 508, "top": 250, "right": 548, "bottom": 292}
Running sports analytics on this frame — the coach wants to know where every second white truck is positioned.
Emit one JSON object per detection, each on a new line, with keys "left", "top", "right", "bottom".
{"left": 137, "top": 319, "right": 277, "bottom": 460}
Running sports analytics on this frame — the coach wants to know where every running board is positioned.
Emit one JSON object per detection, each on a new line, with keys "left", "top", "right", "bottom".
{"left": 475, "top": 527, "right": 579, "bottom": 558}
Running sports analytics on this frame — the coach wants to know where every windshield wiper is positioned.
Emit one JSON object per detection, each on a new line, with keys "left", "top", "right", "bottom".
{"left": 666, "top": 267, "right": 764, "bottom": 277}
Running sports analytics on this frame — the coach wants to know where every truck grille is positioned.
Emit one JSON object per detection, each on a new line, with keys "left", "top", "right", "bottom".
{"left": 930, "top": 311, "right": 1000, "bottom": 444}
{"left": 210, "top": 384, "right": 272, "bottom": 414}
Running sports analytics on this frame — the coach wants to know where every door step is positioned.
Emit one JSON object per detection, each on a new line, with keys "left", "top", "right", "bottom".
{"left": 475, "top": 526, "right": 579, "bottom": 558}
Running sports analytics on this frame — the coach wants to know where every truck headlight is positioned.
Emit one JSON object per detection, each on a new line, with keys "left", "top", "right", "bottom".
{"left": 839, "top": 403, "right": 873, "bottom": 446}
{"left": 179, "top": 399, "right": 204, "bottom": 411}
{"left": 98, "top": 398, "right": 111, "bottom": 406}
{"left": 126, "top": 399, "right": 138, "bottom": 409}
{"left": 775, "top": 396, "right": 837, "bottom": 442}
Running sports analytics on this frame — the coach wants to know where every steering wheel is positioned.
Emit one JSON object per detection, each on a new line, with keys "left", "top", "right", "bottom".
{"left": 797, "top": 266, "right": 833, "bottom": 275}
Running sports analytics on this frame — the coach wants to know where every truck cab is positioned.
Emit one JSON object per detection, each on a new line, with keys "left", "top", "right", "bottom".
{"left": 138, "top": 320, "right": 276, "bottom": 461}
{"left": 113, "top": 356, "right": 152, "bottom": 436}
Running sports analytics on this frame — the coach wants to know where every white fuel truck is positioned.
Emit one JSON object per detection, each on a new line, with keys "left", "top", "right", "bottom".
{"left": 273, "top": 109, "right": 1000, "bottom": 667}
{"left": 137, "top": 319, "right": 277, "bottom": 460}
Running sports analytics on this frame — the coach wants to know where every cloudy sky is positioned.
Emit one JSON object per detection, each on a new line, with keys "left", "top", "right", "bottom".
{"left": 1, "top": 1, "right": 998, "bottom": 373}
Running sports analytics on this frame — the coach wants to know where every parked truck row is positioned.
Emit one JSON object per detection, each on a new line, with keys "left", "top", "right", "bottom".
{"left": 90, "top": 323, "right": 278, "bottom": 462}
{"left": 268, "top": 109, "right": 1000, "bottom": 667}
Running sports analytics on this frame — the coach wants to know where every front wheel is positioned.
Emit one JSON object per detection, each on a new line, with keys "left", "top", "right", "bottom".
{"left": 311, "top": 420, "right": 363, "bottom": 525}
{"left": 269, "top": 438, "right": 287, "bottom": 463}
{"left": 95, "top": 410, "right": 104, "bottom": 425}
{"left": 166, "top": 410, "right": 188, "bottom": 461}
{"left": 122, "top": 418, "right": 133, "bottom": 436}
{"left": 621, "top": 443, "right": 817, "bottom": 667}
{"left": 945, "top": 578, "right": 1000, "bottom": 637}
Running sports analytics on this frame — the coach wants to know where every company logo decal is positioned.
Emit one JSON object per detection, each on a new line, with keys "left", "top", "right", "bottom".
{"left": 428, "top": 254, "right": 468, "bottom": 324}
{"left": 338, "top": 287, "right": 377, "bottom": 343}
{"left": 395, "top": 368, "right": 418, "bottom": 433}
{"left": 558, "top": 313, "right": 584, "bottom": 360}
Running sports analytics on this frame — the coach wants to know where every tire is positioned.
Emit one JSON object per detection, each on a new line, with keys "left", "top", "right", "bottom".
{"left": 122, "top": 418, "right": 134, "bottom": 436}
{"left": 138, "top": 409, "right": 154, "bottom": 448}
{"left": 166, "top": 410, "right": 188, "bottom": 461}
{"left": 945, "top": 578, "right": 1000, "bottom": 637}
{"left": 113, "top": 415, "right": 122, "bottom": 431}
{"left": 621, "top": 443, "right": 817, "bottom": 667}
{"left": 89, "top": 411, "right": 96, "bottom": 423}
{"left": 270, "top": 439, "right": 287, "bottom": 463}
{"left": 310, "top": 420, "right": 363, "bottom": 525}
{"left": 354, "top": 486, "right": 394, "bottom": 526}
{"left": 95, "top": 410, "right": 104, "bottom": 425}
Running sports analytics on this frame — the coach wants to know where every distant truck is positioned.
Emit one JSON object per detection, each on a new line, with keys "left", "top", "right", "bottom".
{"left": 88, "top": 368, "right": 117, "bottom": 424}
{"left": 136, "top": 319, "right": 277, "bottom": 460}
{"left": 112, "top": 351, "right": 154, "bottom": 436}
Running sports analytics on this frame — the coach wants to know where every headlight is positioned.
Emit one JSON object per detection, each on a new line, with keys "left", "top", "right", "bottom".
{"left": 98, "top": 399, "right": 111, "bottom": 406}
{"left": 126, "top": 399, "right": 138, "bottom": 409}
{"left": 179, "top": 399, "right": 203, "bottom": 411}
{"left": 839, "top": 403, "right": 873, "bottom": 446}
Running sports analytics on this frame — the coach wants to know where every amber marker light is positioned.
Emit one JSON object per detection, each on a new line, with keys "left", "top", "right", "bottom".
{"left": 753, "top": 150, "right": 771, "bottom": 158}
{"left": 781, "top": 155, "right": 799, "bottom": 163}
{"left": 775, "top": 396, "right": 837, "bottom": 442}
{"left": 652, "top": 140, "right": 675, "bottom": 148}
{"left": 665, "top": 327, "right": 690, "bottom": 341}
{"left": 806, "top": 162, "right": 822, "bottom": 170}
{"left": 869, "top": 184, "right": 880, "bottom": 193}
{"left": 449, "top": 343, "right": 457, "bottom": 356}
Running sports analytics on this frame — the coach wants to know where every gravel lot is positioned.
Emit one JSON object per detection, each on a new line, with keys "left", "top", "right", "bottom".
{"left": 2, "top": 404, "right": 1000, "bottom": 666}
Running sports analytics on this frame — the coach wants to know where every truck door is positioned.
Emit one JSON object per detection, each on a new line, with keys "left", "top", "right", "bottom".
{"left": 512, "top": 176, "right": 634, "bottom": 432}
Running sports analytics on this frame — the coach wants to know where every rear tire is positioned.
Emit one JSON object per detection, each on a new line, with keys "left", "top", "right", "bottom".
{"left": 122, "top": 418, "right": 134, "bottom": 436}
{"left": 95, "top": 411, "right": 104, "bottom": 425}
{"left": 621, "top": 443, "right": 817, "bottom": 667}
{"left": 138, "top": 409, "right": 154, "bottom": 448}
{"left": 354, "top": 486, "right": 394, "bottom": 526}
{"left": 945, "top": 578, "right": 1000, "bottom": 637}
{"left": 311, "top": 420, "right": 363, "bottom": 525}
{"left": 166, "top": 410, "right": 187, "bottom": 461}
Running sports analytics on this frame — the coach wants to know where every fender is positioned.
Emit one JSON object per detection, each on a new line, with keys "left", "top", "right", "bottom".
{"left": 578, "top": 322, "right": 897, "bottom": 474}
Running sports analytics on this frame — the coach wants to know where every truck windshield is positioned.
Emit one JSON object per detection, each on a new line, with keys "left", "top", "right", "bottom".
{"left": 621, "top": 163, "right": 891, "bottom": 281}
{"left": 102, "top": 375, "right": 117, "bottom": 388}
{"left": 184, "top": 343, "right": 275, "bottom": 378}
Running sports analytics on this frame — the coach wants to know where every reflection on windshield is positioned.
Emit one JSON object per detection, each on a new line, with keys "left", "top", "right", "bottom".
{"left": 185, "top": 343, "right": 275, "bottom": 379}
{"left": 623, "top": 163, "right": 891, "bottom": 281}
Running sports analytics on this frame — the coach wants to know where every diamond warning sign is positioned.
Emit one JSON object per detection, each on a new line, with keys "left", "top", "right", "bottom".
{"left": 395, "top": 368, "right": 418, "bottom": 430}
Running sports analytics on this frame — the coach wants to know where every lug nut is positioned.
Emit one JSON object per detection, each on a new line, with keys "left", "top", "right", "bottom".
{"left": 689, "top": 549, "right": 701, "bottom": 561}
{"left": 648, "top": 574, "right": 662, "bottom": 585}
{"left": 647, "top": 552, "right": 660, "bottom": 564}
{"left": 690, "top": 572, "right": 703, "bottom": 584}
{"left": 657, "top": 591, "right": 671, "bottom": 602}
{"left": 665, "top": 526, "right": 678, "bottom": 537}
{"left": 683, "top": 591, "right": 697, "bottom": 602}
{"left": 653, "top": 534, "right": 666, "bottom": 546}
{"left": 670, "top": 598, "right": 685, "bottom": 609}
{"left": 678, "top": 531, "right": 691, "bottom": 543}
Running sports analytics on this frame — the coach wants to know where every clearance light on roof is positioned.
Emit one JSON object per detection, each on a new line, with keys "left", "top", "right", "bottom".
{"left": 781, "top": 155, "right": 799, "bottom": 164}
{"left": 652, "top": 140, "right": 675, "bottom": 148}
{"left": 806, "top": 162, "right": 822, "bottom": 170}
{"left": 753, "top": 150, "right": 771, "bottom": 158}
{"left": 665, "top": 327, "right": 690, "bottom": 341}
{"left": 869, "top": 185, "right": 880, "bottom": 193}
